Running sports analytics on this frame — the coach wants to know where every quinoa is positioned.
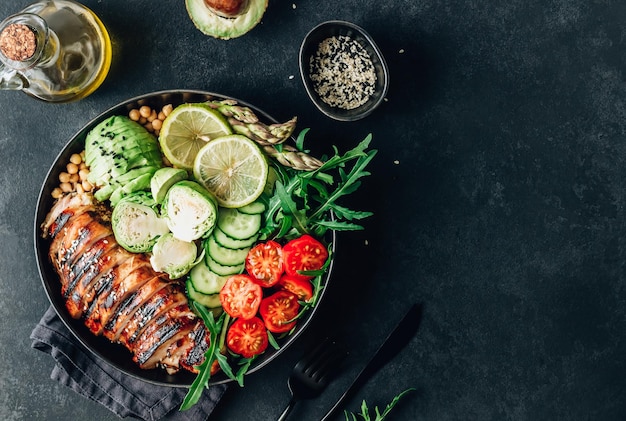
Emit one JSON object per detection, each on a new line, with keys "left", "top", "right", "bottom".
{"left": 309, "top": 35, "right": 377, "bottom": 110}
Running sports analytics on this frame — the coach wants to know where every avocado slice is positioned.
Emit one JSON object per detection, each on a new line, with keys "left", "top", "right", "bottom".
{"left": 185, "top": 0, "right": 268, "bottom": 40}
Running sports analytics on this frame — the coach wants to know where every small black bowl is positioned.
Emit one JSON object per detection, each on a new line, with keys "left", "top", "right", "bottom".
{"left": 299, "top": 20, "right": 389, "bottom": 122}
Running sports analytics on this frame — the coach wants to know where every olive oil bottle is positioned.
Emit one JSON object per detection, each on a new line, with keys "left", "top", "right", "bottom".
{"left": 0, "top": 0, "right": 111, "bottom": 102}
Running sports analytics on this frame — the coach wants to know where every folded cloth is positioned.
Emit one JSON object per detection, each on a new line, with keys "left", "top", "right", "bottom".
{"left": 30, "top": 306, "right": 228, "bottom": 421}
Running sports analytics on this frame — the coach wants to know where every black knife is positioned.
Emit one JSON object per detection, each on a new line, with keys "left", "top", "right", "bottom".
{"left": 320, "top": 303, "right": 422, "bottom": 420}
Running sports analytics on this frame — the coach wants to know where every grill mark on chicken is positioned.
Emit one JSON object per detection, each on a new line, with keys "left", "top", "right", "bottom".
{"left": 130, "top": 305, "right": 196, "bottom": 368}
{"left": 66, "top": 244, "right": 130, "bottom": 319}
{"left": 85, "top": 260, "right": 153, "bottom": 336}
{"left": 50, "top": 212, "right": 95, "bottom": 277}
{"left": 181, "top": 322, "right": 210, "bottom": 373}
{"left": 42, "top": 192, "right": 212, "bottom": 375}
{"left": 62, "top": 234, "right": 117, "bottom": 300}
{"left": 119, "top": 283, "right": 188, "bottom": 347}
{"left": 83, "top": 269, "right": 115, "bottom": 320}
{"left": 103, "top": 274, "right": 170, "bottom": 342}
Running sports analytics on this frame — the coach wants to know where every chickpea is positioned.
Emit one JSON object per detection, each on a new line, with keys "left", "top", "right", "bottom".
{"left": 139, "top": 116, "right": 147, "bottom": 125}
{"left": 147, "top": 109, "right": 157, "bottom": 122}
{"left": 79, "top": 169, "right": 89, "bottom": 181}
{"left": 59, "top": 172, "right": 70, "bottom": 183}
{"left": 139, "top": 105, "right": 152, "bottom": 118}
{"left": 151, "top": 118, "right": 163, "bottom": 131}
{"left": 66, "top": 162, "right": 79, "bottom": 174}
{"left": 51, "top": 187, "right": 63, "bottom": 199}
{"left": 69, "top": 153, "right": 82, "bottom": 165}
{"left": 82, "top": 180, "right": 93, "bottom": 192}
{"left": 158, "top": 111, "right": 166, "bottom": 121}
{"left": 60, "top": 182, "right": 73, "bottom": 193}
{"left": 79, "top": 162, "right": 88, "bottom": 170}
{"left": 75, "top": 183, "right": 85, "bottom": 194}
{"left": 162, "top": 104, "right": 173, "bottom": 117}
{"left": 69, "top": 173, "right": 79, "bottom": 183}
{"left": 129, "top": 109, "right": 141, "bottom": 121}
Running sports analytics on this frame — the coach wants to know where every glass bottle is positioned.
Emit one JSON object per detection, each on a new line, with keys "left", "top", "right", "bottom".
{"left": 0, "top": 0, "right": 112, "bottom": 103}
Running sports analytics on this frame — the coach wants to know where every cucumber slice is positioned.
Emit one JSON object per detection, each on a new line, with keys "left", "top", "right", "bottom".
{"left": 217, "top": 207, "right": 261, "bottom": 240}
{"left": 205, "top": 254, "right": 244, "bottom": 276}
{"left": 238, "top": 200, "right": 266, "bottom": 215}
{"left": 206, "top": 235, "right": 250, "bottom": 266}
{"left": 186, "top": 279, "right": 222, "bottom": 308}
{"left": 189, "top": 259, "right": 229, "bottom": 294}
{"left": 213, "top": 226, "right": 258, "bottom": 249}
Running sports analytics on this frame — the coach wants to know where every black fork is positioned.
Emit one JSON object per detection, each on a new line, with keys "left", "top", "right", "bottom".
{"left": 277, "top": 337, "right": 348, "bottom": 421}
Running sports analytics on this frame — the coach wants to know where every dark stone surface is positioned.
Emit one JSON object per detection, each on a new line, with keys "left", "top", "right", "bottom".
{"left": 1, "top": 0, "right": 626, "bottom": 419}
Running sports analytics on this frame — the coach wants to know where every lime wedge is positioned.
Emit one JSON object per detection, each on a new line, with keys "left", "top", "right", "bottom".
{"left": 159, "top": 103, "right": 233, "bottom": 169}
{"left": 193, "top": 134, "right": 268, "bottom": 208}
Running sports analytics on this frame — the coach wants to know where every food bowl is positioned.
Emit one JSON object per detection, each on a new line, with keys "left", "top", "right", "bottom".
{"left": 33, "top": 90, "right": 335, "bottom": 387}
{"left": 299, "top": 20, "right": 389, "bottom": 122}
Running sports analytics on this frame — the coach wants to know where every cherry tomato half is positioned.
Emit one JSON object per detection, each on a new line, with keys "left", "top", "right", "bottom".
{"left": 226, "top": 317, "right": 268, "bottom": 358}
{"left": 245, "top": 240, "right": 284, "bottom": 287}
{"left": 282, "top": 234, "right": 328, "bottom": 281}
{"left": 259, "top": 290, "right": 301, "bottom": 333}
{"left": 279, "top": 274, "right": 313, "bottom": 302}
{"left": 219, "top": 274, "right": 262, "bottom": 320}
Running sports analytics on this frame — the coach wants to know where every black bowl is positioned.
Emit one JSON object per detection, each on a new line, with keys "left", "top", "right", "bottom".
{"left": 299, "top": 20, "right": 389, "bottom": 121}
{"left": 33, "top": 89, "right": 335, "bottom": 387}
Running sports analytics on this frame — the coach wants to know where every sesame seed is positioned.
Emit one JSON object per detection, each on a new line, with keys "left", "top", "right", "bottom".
{"left": 309, "top": 35, "right": 377, "bottom": 110}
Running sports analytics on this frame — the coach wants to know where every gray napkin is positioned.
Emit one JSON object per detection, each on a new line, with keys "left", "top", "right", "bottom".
{"left": 30, "top": 306, "right": 228, "bottom": 421}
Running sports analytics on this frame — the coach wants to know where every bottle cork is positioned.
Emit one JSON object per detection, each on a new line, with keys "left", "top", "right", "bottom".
{"left": 0, "top": 23, "right": 36, "bottom": 61}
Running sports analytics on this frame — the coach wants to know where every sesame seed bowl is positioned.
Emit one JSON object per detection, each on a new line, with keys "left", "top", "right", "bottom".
{"left": 299, "top": 20, "right": 389, "bottom": 122}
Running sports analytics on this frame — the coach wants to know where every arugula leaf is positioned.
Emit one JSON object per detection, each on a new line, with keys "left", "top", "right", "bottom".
{"left": 260, "top": 131, "right": 377, "bottom": 240}
{"left": 343, "top": 388, "right": 415, "bottom": 421}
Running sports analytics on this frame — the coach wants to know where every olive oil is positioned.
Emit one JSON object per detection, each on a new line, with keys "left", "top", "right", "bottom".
{"left": 0, "top": 0, "right": 111, "bottom": 102}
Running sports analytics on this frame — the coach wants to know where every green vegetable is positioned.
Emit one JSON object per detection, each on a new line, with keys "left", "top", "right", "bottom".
{"left": 185, "top": 0, "right": 268, "bottom": 40}
{"left": 150, "top": 232, "right": 202, "bottom": 279}
{"left": 344, "top": 388, "right": 415, "bottom": 421}
{"left": 162, "top": 180, "right": 218, "bottom": 242}
{"left": 85, "top": 116, "right": 163, "bottom": 202}
{"left": 110, "top": 192, "right": 169, "bottom": 253}
{"left": 151, "top": 167, "right": 189, "bottom": 204}
{"left": 186, "top": 279, "right": 222, "bottom": 308}
{"left": 260, "top": 130, "right": 377, "bottom": 240}
{"left": 188, "top": 258, "right": 229, "bottom": 295}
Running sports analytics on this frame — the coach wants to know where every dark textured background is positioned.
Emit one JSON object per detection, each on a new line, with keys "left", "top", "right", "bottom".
{"left": 1, "top": 0, "right": 626, "bottom": 419}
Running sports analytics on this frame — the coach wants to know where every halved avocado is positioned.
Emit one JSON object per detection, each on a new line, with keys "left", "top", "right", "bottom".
{"left": 186, "top": 0, "right": 268, "bottom": 40}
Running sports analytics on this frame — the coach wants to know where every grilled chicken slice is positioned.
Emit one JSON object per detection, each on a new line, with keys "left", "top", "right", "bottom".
{"left": 129, "top": 304, "right": 196, "bottom": 369}
{"left": 102, "top": 274, "right": 169, "bottom": 342}
{"left": 84, "top": 255, "right": 153, "bottom": 336}
{"left": 118, "top": 282, "right": 189, "bottom": 347}
{"left": 42, "top": 192, "right": 212, "bottom": 375}
{"left": 65, "top": 244, "right": 130, "bottom": 319}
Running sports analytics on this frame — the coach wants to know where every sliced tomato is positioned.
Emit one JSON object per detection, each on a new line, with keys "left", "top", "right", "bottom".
{"left": 219, "top": 274, "right": 262, "bottom": 320}
{"left": 279, "top": 274, "right": 313, "bottom": 301}
{"left": 245, "top": 240, "right": 284, "bottom": 287}
{"left": 226, "top": 317, "right": 268, "bottom": 358}
{"left": 282, "top": 234, "right": 328, "bottom": 281}
{"left": 259, "top": 290, "right": 301, "bottom": 333}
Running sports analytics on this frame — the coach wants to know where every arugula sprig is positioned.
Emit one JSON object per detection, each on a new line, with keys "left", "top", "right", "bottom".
{"left": 260, "top": 130, "right": 377, "bottom": 240}
{"left": 344, "top": 388, "right": 416, "bottom": 421}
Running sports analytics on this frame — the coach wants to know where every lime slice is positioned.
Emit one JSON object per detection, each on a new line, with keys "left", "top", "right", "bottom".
{"left": 193, "top": 134, "right": 268, "bottom": 208}
{"left": 159, "top": 103, "right": 233, "bottom": 169}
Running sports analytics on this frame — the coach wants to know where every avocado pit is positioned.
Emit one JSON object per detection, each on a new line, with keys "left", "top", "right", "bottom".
{"left": 203, "top": 0, "right": 250, "bottom": 18}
